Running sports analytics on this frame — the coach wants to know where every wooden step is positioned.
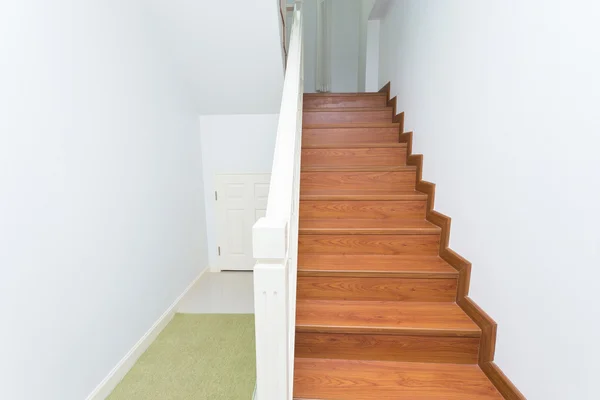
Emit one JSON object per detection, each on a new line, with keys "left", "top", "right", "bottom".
{"left": 299, "top": 199, "right": 426, "bottom": 219}
{"left": 303, "top": 107, "right": 393, "bottom": 124}
{"left": 299, "top": 219, "right": 440, "bottom": 235}
{"left": 304, "top": 93, "right": 387, "bottom": 109}
{"left": 300, "top": 167, "right": 416, "bottom": 192}
{"left": 302, "top": 142, "right": 406, "bottom": 149}
{"left": 294, "top": 359, "right": 503, "bottom": 399}
{"left": 302, "top": 123, "right": 400, "bottom": 145}
{"left": 295, "top": 333, "right": 479, "bottom": 364}
{"left": 297, "top": 275, "right": 457, "bottom": 302}
{"left": 300, "top": 189, "right": 427, "bottom": 201}
{"left": 296, "top": 299, "right": 480, "bottom": 337}
{"left": 298, "top": 255, "right": 458, "bottom": 278}
{"left": 301, "top": 144, "right": 407, "bottom": 167}
{"left": 295, "top": 298, "right": 476, "bottom": 364}
{"left": 298, "top": 234, "right": 440, "bottom": 255}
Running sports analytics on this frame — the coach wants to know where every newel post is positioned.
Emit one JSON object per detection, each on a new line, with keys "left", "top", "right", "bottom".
{"left": 252, "top": 217, "right": 290, "bottom": 400}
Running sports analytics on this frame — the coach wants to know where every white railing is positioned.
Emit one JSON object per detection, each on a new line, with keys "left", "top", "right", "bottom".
{"left": 252, "top": 2, "right": 303, "bottom": 400}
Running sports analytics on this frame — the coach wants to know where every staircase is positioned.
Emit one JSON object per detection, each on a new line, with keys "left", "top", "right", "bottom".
{"left": 293, "top": 91, "right": 511, "bottom": 399}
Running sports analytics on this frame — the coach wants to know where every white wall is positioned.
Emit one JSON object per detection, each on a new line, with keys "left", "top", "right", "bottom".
{"left": 303, "top": 0, "right": 362, "bottom": 93}
{"left": 379, "top": 1, "right": 599, "bottom": 399}
{"left": 303, "top": 0, "right": 319, "bottom": 93}
{"left": 331, "top": 0, "right": 361, "bottom": 92}
{"left": 358, "top": 1, "right": 376, "bottom": 92}
{"left": 145, "top": 0, "right": 284, "bottom": 114}
{"left": 365, "top": 20, "right": 380, "bottom": 92}
{"left": 0, "top": 1, "right": 207, "bottom": 399}
{"left": 199, "top": 114, "right": 279, "bottom": 269}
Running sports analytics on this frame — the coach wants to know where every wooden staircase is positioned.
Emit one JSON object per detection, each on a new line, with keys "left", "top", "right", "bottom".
{"left": 293, "top": 91, "right": 523, "bottom": 399}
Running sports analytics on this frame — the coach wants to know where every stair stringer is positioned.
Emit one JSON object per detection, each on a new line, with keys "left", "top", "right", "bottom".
{"left": 380, "top": 82, "right": 527, "bottom": 400}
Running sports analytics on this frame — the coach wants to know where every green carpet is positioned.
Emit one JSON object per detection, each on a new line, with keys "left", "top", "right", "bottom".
{"left": 108, "top": 314, "right": 256, "bottom": 400}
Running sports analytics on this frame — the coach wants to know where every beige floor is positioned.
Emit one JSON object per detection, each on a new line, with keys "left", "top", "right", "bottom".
{"left": 177, "top": 271, "right": 254, "bottom": 314}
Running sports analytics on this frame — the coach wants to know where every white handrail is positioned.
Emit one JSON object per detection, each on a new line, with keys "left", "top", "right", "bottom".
{"left": 252, "top": 2, "right": 303, "bottom": 400}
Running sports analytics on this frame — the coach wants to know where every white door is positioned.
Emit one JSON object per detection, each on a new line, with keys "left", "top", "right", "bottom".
{"left": 215, "top": 174, "right": 270, "bottom": 271}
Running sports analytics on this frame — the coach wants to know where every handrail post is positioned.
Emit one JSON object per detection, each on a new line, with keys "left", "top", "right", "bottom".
{"left": 253, "top": 218, "right": 289, "bottom": 400}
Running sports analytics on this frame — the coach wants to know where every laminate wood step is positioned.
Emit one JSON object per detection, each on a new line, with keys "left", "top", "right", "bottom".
{"left": 294, "top": 358, "right": 504, "bottom": 400}
{"left": 302, "top": 166, "right": 414, "bottom": 172}
{"left": 304, "top": 93, "right": 387, "bottom": 109}
{"left": 302, "top": 142, "right": 406, "bottom": 149}
{"left": 298, "top": 254, "right": 458, "bottom": 278}
{"left": 297, "top": 275, "right": 457, "bottom": 302}
{"left": 298, "top": 234, "right": 440, "bottom": 255}
{"left": 304, "top": 107, "right": 393, "bottom": 124}
{"left": 300, "top": 190, "right": 427, "bottom": 201}
{"left": 300, "top": 169, "right": 417, "bottom": 192}
{"left": 302, "top": 123, "right": 401, "bottom": 145}
{"left": 301, "top": 146, "right": 407, "bottom": 167}
{"left": 303, "top": 122, "right": 400, "bottom": 129}
{"left": 299, "top": 219, "right": 440, "bottom": 235}
{"left": 296, "top": 300, "right": 481, "bottom": 337}
{"left": 300, "top": 198, "right": 426, "bottom": 219}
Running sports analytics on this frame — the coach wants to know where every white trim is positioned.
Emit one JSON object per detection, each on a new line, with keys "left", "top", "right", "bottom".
{"left": 85, "top": 267, "right": 208, "bottom": 400}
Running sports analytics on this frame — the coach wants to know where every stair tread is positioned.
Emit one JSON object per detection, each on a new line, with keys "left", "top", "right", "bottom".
{"left": 304, "top": 92, "right": 386, "bottom": 97}
{"left": 298, "top": 254, "right": 458, "bottom": 277}
{"left": 296, "top": 300, "right": 481, "bottom": 336}
{"left": 304, "top": 106, "right": 392, "bottom": 112}
{"left": 300, "top": 190, "right": 427, "bottom": 201}
{"left": 299, "top": 219, "right": 441, "bottom": 235}
{"left": 302, "top": 142, "right": 406, "bottom": 149}
{"left": 301, "top": 165, "right": 415, "bottom": 172}
{"left": 294, "top": 358, "right": 503, "bottom": 400}
{"left": 304, "top": 122, "right": 400, "bottom": 129}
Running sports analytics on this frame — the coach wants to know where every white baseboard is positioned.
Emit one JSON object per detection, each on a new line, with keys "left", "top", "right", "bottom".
{"left": 85, "top": 267, "right": 208, "bottom": 400}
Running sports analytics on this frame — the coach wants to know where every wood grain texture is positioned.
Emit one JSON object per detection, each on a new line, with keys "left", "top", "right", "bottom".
{"left": 302, "top": 124, "right": 398, "bottom": 146}
{"left": 296, "top": 300, "right": 481, "bottom": 337}
{"left": 298, "top": 234, "right": 440, "bottom": 255}
{"left": 298, "top": 254, "right": 458, "bottom": 278}
{"left": 300, "top": 189, "right": 427, "bottom": 201}
{"left": 459, "top": 297, "right": 497, "bottom": 364}
{"left": 299, "top": 199, "right": 426, "bottom": 219}
{"left": 480, "top": 362, "right": 527, "bottom": 400}
{"left": 301, "top": 146, "right": 407, "bottom": 167}
{"left": 292, "top": 86, "right": 523, "bottom": 399}
{"left": 293, "top": 358, "right": 504, "bottom": 400}
{"left": 299, "top": 218, "right": 441, "bottom": 235}
{"left": 297, "top": 276, "right": 457, "bottom": 302}
{"left": 303, "top": 107, "right": 393, "bottom": 124}
{"left": 300, "top": 169, "right": 416, "bottom": 191}
{"left": 295, "top": 332, "right": 479, "bottom": 364}
{"left": 304, "top": 93, "right": 387, "bottom": 108}
{"left": 302, "top": 142, "right": 406, "bottom": 148}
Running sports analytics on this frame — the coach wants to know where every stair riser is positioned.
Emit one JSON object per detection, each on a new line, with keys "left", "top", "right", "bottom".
{"left": 302, "top": 127, "right": 400, "bottom": 145}
{"left": 300, "top": 171, "right": 416, "bottom": 191}
{"left": 303, "top": 109, "right": 393, "bottom": 124}
{"left": 304, "top": 95, "right": 387, "bottom": 109}
{"left": 298, "top": 234, "right": 440, "bottom": 255}
{"left": 301, "top": 147, "right": 406, "bottom": 167}
{"left": 295, "top": 333, "right": 479, "bottom": 364}
{"left": 299, "top": 200, "right": 426, "bottom": 219}
{"left": 297, "top": 276, "right": 457, "bottom": 302}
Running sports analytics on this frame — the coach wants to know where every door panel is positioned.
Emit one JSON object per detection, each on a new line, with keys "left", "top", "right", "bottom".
{"left": 216, "top": 174, "right": 271, "bottom": 271}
